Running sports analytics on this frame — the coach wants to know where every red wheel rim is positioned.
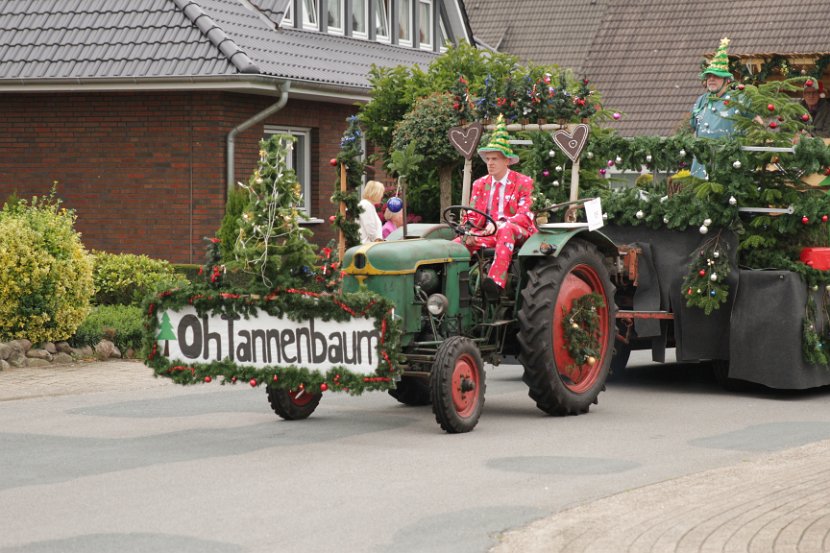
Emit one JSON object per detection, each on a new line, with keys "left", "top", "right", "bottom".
{"left": 289, "top": 389, "right": 314, "bottom": 406}
{"left": 451, "top": 353, "right": 480, "bottom": 418}
{"left": 552, "top": 264, "right": 609, "bottom": 393}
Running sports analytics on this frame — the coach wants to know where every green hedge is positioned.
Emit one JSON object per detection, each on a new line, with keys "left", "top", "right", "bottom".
{"left": 92, "top": 251, "right": 189, "bottom": 306}
{"left": 70, "top": 305, "right": 145, "bottom": 353}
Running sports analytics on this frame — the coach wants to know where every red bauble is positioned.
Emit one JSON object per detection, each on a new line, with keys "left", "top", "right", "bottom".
{"left": 329, "top": 158, "right": 338, "bottom": 166}
{"left": 802, "top": 216, "right": 810, "bottom": 224}
{"left": 298, "top": 383, "right": 305, "bottom": 390}
{"left": 767, "top": 103, "right": 775, "bottom": 112}
{"left": 823, "top": 215, "right": 828, "bottom": 223}
{"left": 803, "top": 114, "right": 811, "bottom": 122}
{"left": 272, "top": 374, "right": 279, "bottom": 382}
{"left": 806, "top": 79, "right": 814, "bottom": 88}
{"left": 769, "top": 121, "right": 778, "bottom": 129}
{"left": 231, "top": 376, "right": 237, "bottom": 383}
{"left": 738, "top": 84, "right": 745, "bottom": 90}
{"left": 320, "top": 383, "right": 329, "bottom": 392}
{"left": 328, "top": 215, "right": 336, "bottom": 223}
{"left": 699, "top": 269, "right": 706, "bottom": 277}
{"left": 249, "top": 378, "right": 258, "bottom": 387}
{"left": 204, "top": 376, "right": 212, "bottom": 383}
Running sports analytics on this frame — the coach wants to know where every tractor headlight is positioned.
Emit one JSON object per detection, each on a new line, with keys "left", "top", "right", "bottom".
{"left": 426, "top": 294, "right": 449, "bottom": 316}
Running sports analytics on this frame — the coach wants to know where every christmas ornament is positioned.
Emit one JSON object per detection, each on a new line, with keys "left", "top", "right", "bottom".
{"left": 806, "top": 79, "right": 814, "bottom": 88}
{"left": 612, "top": 112, "right": 621, "bottom": 120}
{"left": 803, "top": 114, "right": 811, "bottom": 122}
{"left": 703, "top": 218, "right": 712, "bottom": 226}
{"left": 329, "top": 158, "right": 338, "bottom": 166}
{"left": 732, "top": 160, "right": 742, "bottom": 169}
{"left": 679, "top": 149, "right": 686, "bottom": 158}
{"left": 710, "top": 273, "right": 718, "bottom": 282}
{"left": 548, "top": 149, "right": 556, "bottom": 158}
{"left": 615, "top": 156, "right": 623, "bottom": 164}
{"left": 542, "top": 170, "right": 550, "bottom": 177}
{"left": 272, "top": 374, "right": 279, "bottom": 382}
{"left": 553, "top": 180, "right": 560, "bottom": 186}
{"left": 699, "top": 269, "right": 706, "bottom": 277}
{"left": 320, "top": 383, "right": 329, "bottom": 392}
{"left": 556, "top": 165, "right": 563, "bottom": 172}
{"left": 769, "top": 121, "right": 778, "bottom": 129}
{"left": 738, "top": 84, "right": 745, "bottom": 90}
{"left": 607, "top": 160, "right": 615, "bottom": 167}
{"left": 386, "top": 196, "right": 403, "bottom": 213}
{"left": 802, "top": 216, "right": 810, "bottom": 224}
{"left": 636, "top": 210, "right": 645, "bottom": 219}
{"left": 663, "top": 216, "right": 669, "bottom": 224}
{"left": 767, "top": 103, "right": 776, "bottom": 112}
{"left": 713, "top": 251, "right": 720, "bottom": 258}
{"left": 328, "top": 215, "right": 336, "bottom": 223}
{"left": 728, "top": 196, "right": 737, "bottom": 205}
{"left": 823, "top": 215, "right": 828, "bottom": 222}
{"left": 204, "top": 376, "right": 212, "bottom": 383}
{"left": 599, "top": 168, "right": 607, "bottom": 176}
{"left": 249, "top": 378, "right": 258, "bottom": 387}
{"left": 586, "top": 356, "right": 597, "bottom": 365}
{"left": 646, "top": 155, "right": 653, "bottom": 163}
{"left": 586, "top": 152, "right": 594, "bottom": 159}
{"left": 699, "top": 225, "right": 708, "bottom": 234}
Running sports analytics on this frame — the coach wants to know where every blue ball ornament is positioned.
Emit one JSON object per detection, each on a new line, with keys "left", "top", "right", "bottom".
{"left": 710, "top": 290, "right": 717, "bottom": 297}
{"left": 386, "top": 196, "right": 403, "bottom": 213}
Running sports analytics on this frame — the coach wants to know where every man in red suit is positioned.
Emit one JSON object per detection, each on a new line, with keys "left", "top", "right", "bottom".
{"left": 458, "top": 115, "right": 537, "bottom": 297}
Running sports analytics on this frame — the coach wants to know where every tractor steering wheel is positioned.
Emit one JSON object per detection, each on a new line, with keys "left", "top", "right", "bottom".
{"left": 442, "top": 205, "right": 498, "bottom": 238}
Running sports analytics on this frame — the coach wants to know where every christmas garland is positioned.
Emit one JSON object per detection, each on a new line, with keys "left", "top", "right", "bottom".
{"left": 680, "top": 231, "right": 732, "bottom": 315}
{"left": 143, "top": 285, "right": 402, "bottom": 395}
{"left": 562, "top": 293, "right": 604, "bottom": 375}
{"left": 802, "top": 293, "right": 830, "bottom": 367}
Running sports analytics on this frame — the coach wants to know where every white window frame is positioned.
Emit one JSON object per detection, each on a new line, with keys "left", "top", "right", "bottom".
{"left": 352, "top": 0, "right": 369, "bottom": 38}
{"left": 398, "top": 0, "right": 412, "bottom": 46}
{"left": 375, "top": 0, "right": 391, "bottom": 42}
{"left": 327, "top": 0, "right": 344, "bottom": 35}
{"left": 418, "top": 0, "right": 433, "bottom": 50}
{"left": 282, "top": 1, "right": 319, "bottom": 29}
{"left": 264, "top": 126, "right": 314, "bottom": 216}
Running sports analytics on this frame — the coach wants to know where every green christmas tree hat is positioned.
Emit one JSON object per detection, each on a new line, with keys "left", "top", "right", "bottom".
{"left": 700, "top": 37, "right": 733, "bottom": 80}
{"left": 478, "top": 114, "right": 519, "bottom": 165}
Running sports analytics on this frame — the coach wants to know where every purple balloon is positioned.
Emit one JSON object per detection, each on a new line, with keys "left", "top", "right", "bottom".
{"left": 387, "top": 196, "right": 403, "bottom": 213}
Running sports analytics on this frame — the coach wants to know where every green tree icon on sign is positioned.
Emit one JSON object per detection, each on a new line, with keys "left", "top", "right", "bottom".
{"left": 156, "top": 312, "right": 176, "bottom": 356}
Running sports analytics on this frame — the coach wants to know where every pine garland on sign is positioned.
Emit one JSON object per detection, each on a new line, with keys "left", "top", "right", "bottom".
{"left": 802, "top": 293, "right": 830, "bottom": 367}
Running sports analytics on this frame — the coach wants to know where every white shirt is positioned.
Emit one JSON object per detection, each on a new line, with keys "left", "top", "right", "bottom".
{"left": 358, "top": 198, "right": 382, "bottom": 243}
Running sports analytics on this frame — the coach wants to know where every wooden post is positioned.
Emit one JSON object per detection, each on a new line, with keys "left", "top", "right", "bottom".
{"left": 338, "top": 162, "right": 346, "bottom": 261}
{"left": 461, "top": 158, "right": 472, "bottom": 205}
{"left": 401, "top": 177, "right": 408, "bottom": 239}
{"left": 569, "top": 158, "right": 580, "bottom": 202}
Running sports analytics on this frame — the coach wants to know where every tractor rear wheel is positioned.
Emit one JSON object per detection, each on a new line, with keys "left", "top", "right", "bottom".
{"left": 267, "top": 386, "right": 322, "bottom": 420}
{"left": 430, "top": 336, "right": 485, "bottom": 433}
{"left": 517, "top": 239, "right": 615, "bottom": 415}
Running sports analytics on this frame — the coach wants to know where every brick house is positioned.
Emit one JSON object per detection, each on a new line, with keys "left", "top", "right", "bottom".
{"left": 465, "top": 0, "right": 830, "bottom": 136}
{"left": 0, "top": 0, "right": 472, "bottom": 263}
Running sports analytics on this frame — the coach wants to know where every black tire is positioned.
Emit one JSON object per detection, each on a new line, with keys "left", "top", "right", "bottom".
{"left": 430, "top": 336, "right": 486, "bottom": 433}
{"left": 267, "top": 386, "right": 322, "bottom": 420}
{"left": 517, "top": 239, "right": 616, "bottom": 415}
{"left": 388, "top": 376, "right": 432, "bottom": 406}
{"left": 610, "top": 338, "right": 632, "bottom": 377}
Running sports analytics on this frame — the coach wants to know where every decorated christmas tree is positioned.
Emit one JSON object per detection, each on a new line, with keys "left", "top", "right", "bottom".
{"left": 233, "top": 134, "right": 317, "bottom": 290}
{"left": 330, "top": 115, "right": 365, "bottom": 249}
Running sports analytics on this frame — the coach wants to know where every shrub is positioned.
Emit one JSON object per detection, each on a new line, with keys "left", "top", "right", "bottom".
{"left": 70, "top": 304, "right": 145, "bottom": 353}
{"left": 92, "top": 251, "right": 189, "bottom": 306}
{"left": 216, "top": 184, "right": 247, "bottom": 262}
{"left": 0, "top": 193, "right": 94, "bottom": 343}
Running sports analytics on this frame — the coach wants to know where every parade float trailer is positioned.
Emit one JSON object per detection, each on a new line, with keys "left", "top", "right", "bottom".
{"left": 145, "top": 66, "right": 830, "bottom": 433}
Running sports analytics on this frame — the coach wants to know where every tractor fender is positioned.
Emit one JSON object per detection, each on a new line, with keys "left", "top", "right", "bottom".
{"left": 518, "top": 225, "right": 618, "bottom": 260}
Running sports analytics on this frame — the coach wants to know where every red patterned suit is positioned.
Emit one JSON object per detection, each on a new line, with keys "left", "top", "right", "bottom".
{"left": 456, "top": 170, "right": 537, "bottom": 287}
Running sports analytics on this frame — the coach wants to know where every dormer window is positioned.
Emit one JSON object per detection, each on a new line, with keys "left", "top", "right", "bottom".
{"left": 281, "top": 0, "right": 462, "bottom": 51}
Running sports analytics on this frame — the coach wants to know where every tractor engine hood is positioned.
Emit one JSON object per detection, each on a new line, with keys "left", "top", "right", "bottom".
{"left": 342, "top": 239, "right": 471, "bottom": 276}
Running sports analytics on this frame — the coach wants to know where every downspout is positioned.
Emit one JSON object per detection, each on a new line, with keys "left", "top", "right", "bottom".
{"left": 226, "top": 80, "right": 290, "bottom": 193}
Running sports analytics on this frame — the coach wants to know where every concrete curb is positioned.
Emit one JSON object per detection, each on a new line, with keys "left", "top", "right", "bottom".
{"left": 491, "top": 439, "right": 830, "bottom": 552}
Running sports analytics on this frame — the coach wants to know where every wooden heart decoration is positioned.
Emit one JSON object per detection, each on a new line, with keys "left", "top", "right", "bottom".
{"left": 448, "top": 122, "right": 484, "bottom": 160}
{"left": 553, "top": 124, "right": 590, "bottom": 162}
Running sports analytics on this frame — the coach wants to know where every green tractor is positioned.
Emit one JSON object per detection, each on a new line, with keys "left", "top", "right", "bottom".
{"left": 340, "top": 204, "right": 619, "bottom": 433}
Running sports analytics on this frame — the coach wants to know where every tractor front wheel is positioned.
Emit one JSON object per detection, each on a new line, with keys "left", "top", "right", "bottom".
{"left": 430, "top": 336, "right": 485, "bottom": 433}
{"left": 267, "top": 386, "right": 322, "bottom": 420}
{"left": 517, "top": 239, "right": 615, "bottom": 415}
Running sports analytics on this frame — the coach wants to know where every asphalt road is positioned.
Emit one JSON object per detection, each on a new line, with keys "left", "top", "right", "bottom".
{"left": 2, "top": 352, "right": 830, "bottom": 553}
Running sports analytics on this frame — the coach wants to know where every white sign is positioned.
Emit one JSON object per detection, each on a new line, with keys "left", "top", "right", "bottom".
{"left": 584, "top": 197, "right": 604, "bottom": 231}
{"left": 156, "top": 307, "right": 382, "bottom": 374}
